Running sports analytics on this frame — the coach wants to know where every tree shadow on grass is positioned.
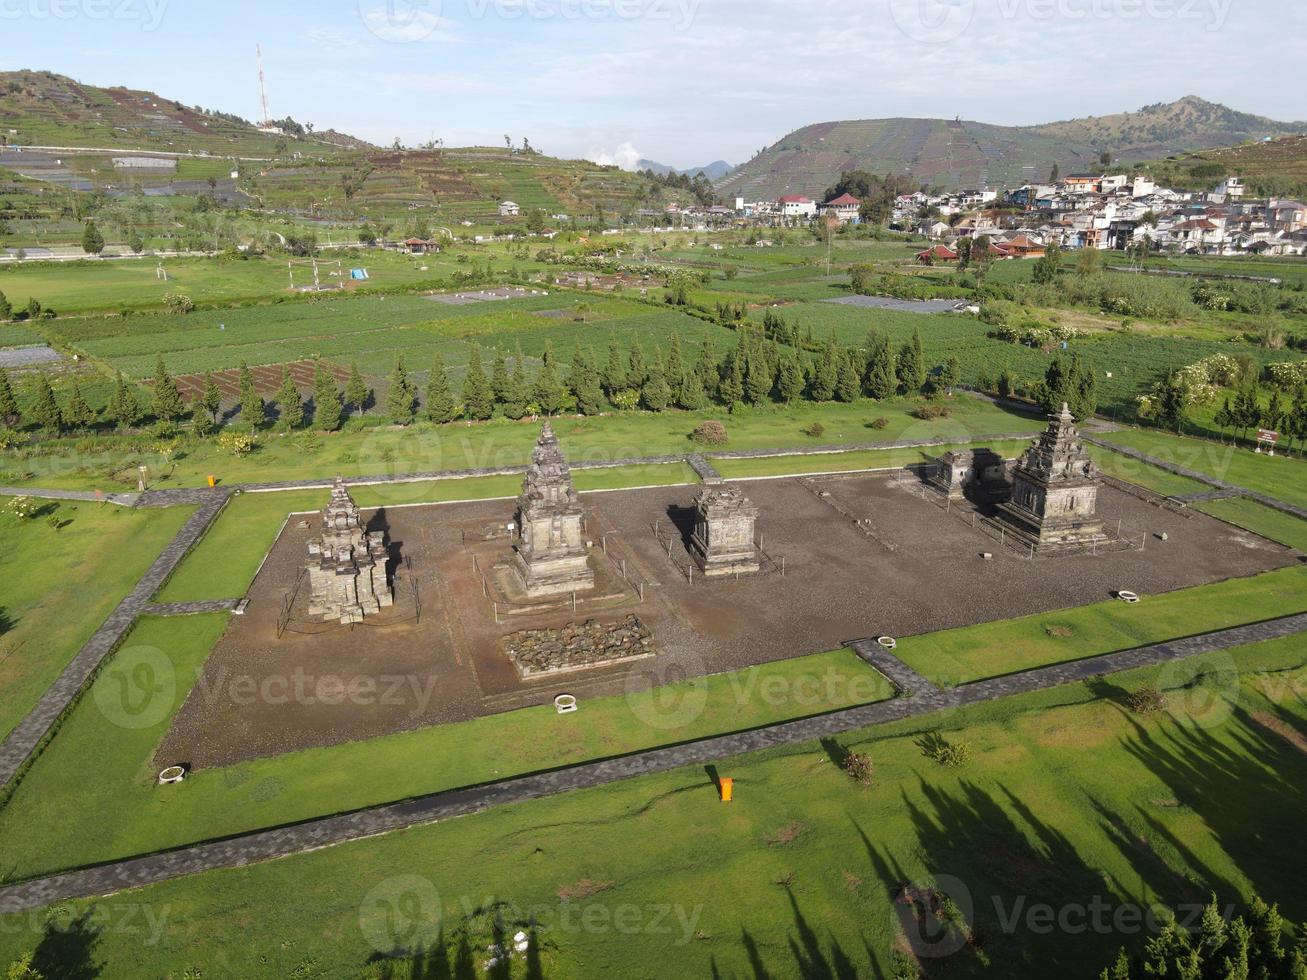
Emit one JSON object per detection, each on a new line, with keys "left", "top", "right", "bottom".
{"left": 735, "top": 889, "right": 870, "bottom": 980}
{"left": 31, "top": 911, "right": 101, "bottom": 980}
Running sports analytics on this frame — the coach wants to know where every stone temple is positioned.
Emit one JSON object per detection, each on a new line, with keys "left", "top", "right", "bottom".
{"left": 690, "top": 484, "right": 760, "bottom": 577}
{"left": 512, "top": 422, "right": 595, "bottom": 598}
{"left": 930, "top": 447, "right": 1009, "bottom": 502}
{"left": 997, "top": 403, "right": 1107, "bottom": 552}
{"left": 307, "top": 479, "right": 394, "bottom": 624}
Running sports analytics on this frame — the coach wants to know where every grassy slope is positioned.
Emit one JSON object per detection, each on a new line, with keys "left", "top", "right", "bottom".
{"left": 0, "top": 615, "right": 890, "bottom": 879}
{"left": 0, "top": 501, "right": 193, "bottom": 741}
{"left": 1194, "top": 497, "right": 1307, "bottom": 553}
{"left": 1, "top": 398, "right": 1043, "bottom": 492}
{"left": 712, "top": 439, "right": 1034, "bottom": 479}
{"left": 0, "top": 636, "right": 1302, "bottom": 979}
{"left": 1099, "top": 429, "right": 1307, "bottom": 511}
{"left": 894, "top": 567, "right": 1307, "bottom": 687}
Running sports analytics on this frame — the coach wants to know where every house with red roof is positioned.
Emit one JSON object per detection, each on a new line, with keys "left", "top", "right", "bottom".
{"left": 916, "top": 244, "right": 958, "bottom": 264}
{"left": 777, "top": 195, "right": 816, "bottom": 219}
{"left": 819, "top": 193, "right": 861, "bottom": 224}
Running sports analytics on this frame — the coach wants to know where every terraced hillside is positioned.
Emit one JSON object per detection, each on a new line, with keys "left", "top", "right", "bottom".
{"left": 0, "top": 70, "right": 365, "bottom": 156}
{"left": 1143, "top": 134, "right": 1307, "bottom": 197}
{"left": 718, "top": 97, "right": 1306, "bottom": 198}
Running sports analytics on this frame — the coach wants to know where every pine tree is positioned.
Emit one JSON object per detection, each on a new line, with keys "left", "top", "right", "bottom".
{"left": 667, "top": 333, "right": 685, "bottom": 391}
{"left": 627, "top": 341, "right": 647, "bottom": 390}
{"left": 1234, "top": 383, "right": 1261, "bottom": 442}
{"left": 151, "top": 354, "right": 186, "bottom": 422}
{"left": 1039, "top": 357, "right": 1071, "bottom": 413}
{"left": 1290, "top": 386, "right": 1307, "bottom": 455}
{"left": 462, "top": 347, "right": 493, "bottom": 421}
{"left": 345, "top": 363, "right": 370, "bottom": 416}
{"left": 836, "top": 350, "right": 861, "bottom": 402}
{"left": 426, "top": 353, "right": 458, "bottom": 423}
{"left": 385, "top": 357, "right": 417, "bottom": 424}
{"left": 274, "top": 366, "right": 304, "bottom": 429}
{"left": 1265, "top": 389, "right": 1285, "bottom": 434}
{"left": 897, "top": 329, "right": 927, "bottom": 394}
{"left": 936, "top": 357, "right": 962, "bottom": 395}
{"left": 777, "top": 354, "right": 805, "bottom": 404}
{"left": 602, "top": 339, "right": 627, "bottom": 397}
{"left": 0, "top": 369, "right": 19, "bottom": 427}
{"left": 744, "top": 352, "right": 773, "bottom": 405}
{"left": 809, "top": 337, "right": 838, "bottom": 402}
{"left": 29, "top": 373, "right": 63, "bottom": 431}
{"left": 64, "top": 378, "right": 95, "bottom": 429}
{"left": 107, "top": 371, "right": 142, "bottom": 430}
{"left": 81, "top": 219, "right": 105, "bottom": 255}
{"left": 695, "top": 338, "right": 717, "bottom": 388}
{"left": 575, "top": 352, "right": 606, "bottom": 416}
{"left": 199, "top": 370, "right": 222, "bottom": 424}
{"left": 0, "top": 290, "right": 11, "bottom": 321}
{"left": 865, "top": 331, "right": 897, "bottom": 400}
{"left": 718, "top": 353, "right": 744, "bottom": 406}
{"left": 677, "top": 369, "right": 707, "bottom": 410}
{"left": 1214, "top": 396, "right": 1236, "bottom": 442}
{"left": 1072, "top": 355, "right": 1098, "bottom": 421}
{"left": 503, "top": 349, "right": 529, "bottom": 420}
{"left": 238, "top": 362, "right": 264, "bottom": 429}
{"left": 312, "top": 361, "right": 343, "bottom": 432}
{"left": 641, "top": 355, "right": 671, "bottom": 412}
{"left": 534, "top": 343, "right": 566, "bottom": 415}
{"left": 491, "top": 353, "right": 511, "bottom": 407}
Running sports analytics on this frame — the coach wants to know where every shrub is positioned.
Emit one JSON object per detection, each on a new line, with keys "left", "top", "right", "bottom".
{"left": 162, "top": 292, "right": 195, "bottom": 314}
{"left": 913, "top": 404, "right": 952, "bottom": 421}
{"left": 869, "top": 417, "right": 890, "bottom": 430}
{"left": 918, "top": 733, "right": 972, "bottom": 768}
{"left": 802, "top": 421, "right": 825, "bottom": 438}
{"left": 842, "top": 751, "right": 874, "bottom": 785}
{"left": 1126, "top": 685, "right": 1168, "bottom": 714}
{"left": 690, "top": 420, "right": 728, "bottom": 445}
{"left": 7, "top": 496, "right": 38, "bottom": 520}
{"left": 216, "top": 431, "right": 256, "bottom": 456}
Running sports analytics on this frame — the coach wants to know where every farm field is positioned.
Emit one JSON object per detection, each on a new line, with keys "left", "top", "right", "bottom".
{"left": 0, "top": 631, "right": 1301, "bottom": 978}
{"left": 0, "top": 500, "right": 195, "bottom": 741}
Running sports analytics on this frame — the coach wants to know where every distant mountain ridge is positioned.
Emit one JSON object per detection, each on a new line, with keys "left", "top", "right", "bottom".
{"left": 638, "top": 158, "right": 735, "bottom": 181}
{"left": 717, "top": 97, "right": 1307, "bottom": 199}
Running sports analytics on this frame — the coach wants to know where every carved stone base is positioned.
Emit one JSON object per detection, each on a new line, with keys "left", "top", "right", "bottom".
{"left": 996, "top": 502, "right": 1107, "bottom": 554}
{"left": 511, "top": 549, "right": 595, "bottom": 598}
{"left": 690, "top": 532, "right": 761, "bottom": 577}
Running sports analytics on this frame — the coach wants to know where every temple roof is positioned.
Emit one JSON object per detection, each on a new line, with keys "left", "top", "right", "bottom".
{"left": 520, "top": 422, "right": 581, "bottom": 512}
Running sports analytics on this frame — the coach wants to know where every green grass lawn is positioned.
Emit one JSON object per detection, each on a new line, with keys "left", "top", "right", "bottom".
{"left": 1100, "top": 428, "right": 1307, "bottom": 510}
{"left": 713, "top": 439, "right": 1034, "bottom": 480}
{"left": 0, "top": 616, "right": 891, "bottom": 880}
{"left": 0, "top": 501, "right": 194, "bottom": 741}
{"left": 1, "top": 635, "right": 1302, "bottom": 979}
{"left": 894, "top": 566, "right": 1307, "bottom": 687}
{"left": 2, "top": 397, "right": 1042, "bottom": 492}
{"left": 1087, "top": 443, "right": 1212, "bottom": 498}
{"left": 1193, "top": 497, "right": 1307, "bottom": 553}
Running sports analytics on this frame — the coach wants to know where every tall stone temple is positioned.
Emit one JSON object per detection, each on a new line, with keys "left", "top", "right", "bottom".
{"left": 512, "top": 422, "right": 595, "bottom": 598}
{"left": 690, "top": 484, "right": 760, "bottom": 577}
{"left": 998, "top": 403, "right": 1106, "bottom": 552}
{"left": 306, "top": 478, "right": 394, "bottom": 624}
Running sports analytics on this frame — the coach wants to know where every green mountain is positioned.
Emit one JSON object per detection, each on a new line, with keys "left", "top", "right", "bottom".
{"left": 716, "top": 97, "right": 1307, "bottom": 198}
{"left": 0, "top": 69, "right": 370, "bottom": 155}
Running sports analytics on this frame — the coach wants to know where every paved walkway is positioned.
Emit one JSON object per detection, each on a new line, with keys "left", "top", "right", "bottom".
{"left": 0, "top": 486, "right": 139, "bottom": 507}
{"left": 1085, "top": 436, "right": 1307, "bottom": 521}
{"left": 687, "top": 454, "right": 722, "bottom": 482}
{"left": 847, "top": 639, "right": 942, "bottom": 698}
{"left": 0, "top": 490, "right": 231, "bottom": 792}
{"left": 1, "top": 610, "right": 1303, "bottom": 915}
{"left": 144, "top": 600, "right": 242, "bottom": 617}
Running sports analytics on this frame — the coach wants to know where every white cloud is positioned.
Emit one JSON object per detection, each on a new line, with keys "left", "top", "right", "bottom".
{"left": 586, "top": 141, "right": 642, "bottom": 170}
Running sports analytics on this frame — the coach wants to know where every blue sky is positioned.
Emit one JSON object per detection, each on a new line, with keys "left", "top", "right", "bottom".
{"left": 2, "top": 0, "right": 1304, "bottom": 168}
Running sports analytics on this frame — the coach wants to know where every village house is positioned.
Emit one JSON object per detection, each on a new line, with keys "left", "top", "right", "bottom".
{"left": 499, "top": 201, "right": 520, "bottom": 217}
{"left": 819, "top": 192, "right": 861, "bottom": 224}
{"left": 778, "top": 194, "right": 816, "bottom": 219}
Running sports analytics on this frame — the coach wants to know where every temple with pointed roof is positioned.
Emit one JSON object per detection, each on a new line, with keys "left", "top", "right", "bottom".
{"left": 511, "top": 422, "right": 595, "bottom": 598}
{"left": 690, "top": 484, "right": 761, "bottom": 577}
{"left": 306, "top": 478, "right": 394, "bottom": 624}
{"left": 997, "top": 403, "right": 1106, "bottom": 552}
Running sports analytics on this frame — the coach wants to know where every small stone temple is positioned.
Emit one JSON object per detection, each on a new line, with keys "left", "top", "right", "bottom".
{"left": 930, "top": 447, "right": 1009, "bottom": 501}
{"left": 307, "top": 479, "right": 394, "bottom": 624}
{"left": 690, "top": 484, "right": 761, "bottom": 577}
{"left": 997, "top": 403, "right": 1107, "bottom": 552}
{"left": 511, "top": 422, "right": 595, "bottom": 598}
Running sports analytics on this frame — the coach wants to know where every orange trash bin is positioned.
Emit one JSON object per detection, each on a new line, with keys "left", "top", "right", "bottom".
{"left": 207, "top": 475, "right": 216, "bottom": 488}
{"left": 719, "top": 778, "right": 733, "bottom": 803}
